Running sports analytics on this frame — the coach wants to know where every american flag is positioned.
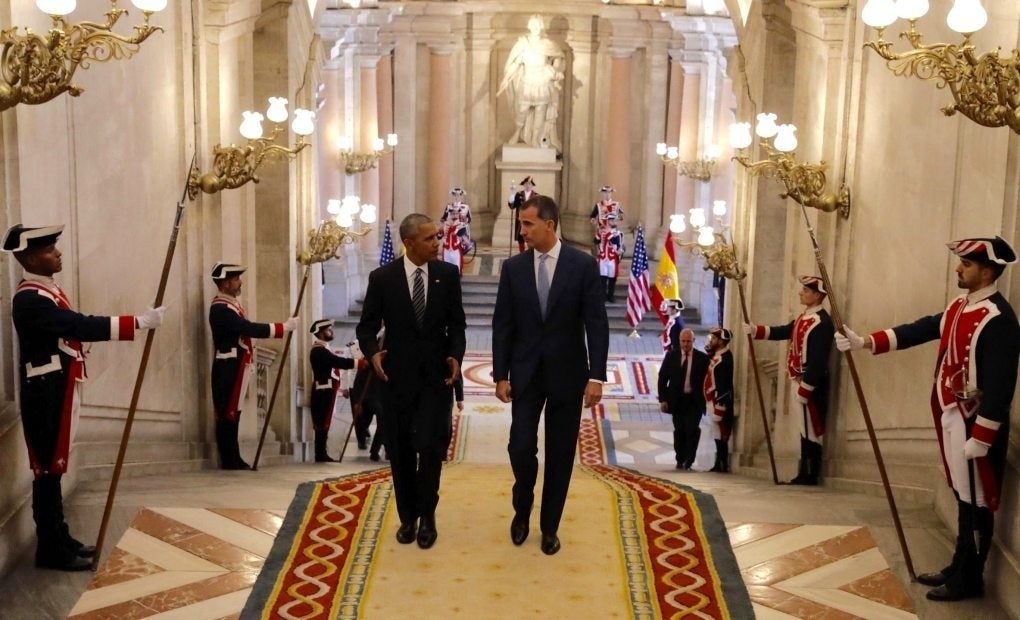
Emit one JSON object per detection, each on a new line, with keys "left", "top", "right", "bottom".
{"left": 380, "top": 219, "right": 395, "bottom": 266}
{"left": 626, "top": 225, "right": 652, "bottom": 327}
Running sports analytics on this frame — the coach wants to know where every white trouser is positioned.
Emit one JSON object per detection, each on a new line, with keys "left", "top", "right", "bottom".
{"left": 941, "top": 405, "right": 986, "bottom": 508}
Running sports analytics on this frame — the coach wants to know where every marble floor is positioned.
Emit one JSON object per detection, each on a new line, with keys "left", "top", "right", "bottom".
{"left": 0, "top": 329, "right": 1013, "bottom": 618}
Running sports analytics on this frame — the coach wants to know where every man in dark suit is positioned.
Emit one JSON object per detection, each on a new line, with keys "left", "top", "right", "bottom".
{"left": 492, "top": 195, "right": 610, "bottom": 556}
{"left": 356, "top": 214, "right": 466, "bottom": 550}
{"left": 658, "top": 328, "right": 710, "bottom": 471}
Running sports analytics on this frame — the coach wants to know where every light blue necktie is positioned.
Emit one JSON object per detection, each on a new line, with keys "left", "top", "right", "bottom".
{"left": 537, "top": 253, "right": 550, "bottom": 317}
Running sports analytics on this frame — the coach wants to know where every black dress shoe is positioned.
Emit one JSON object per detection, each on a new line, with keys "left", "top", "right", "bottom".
{"left": 417, "top": 517, "right": 437, "bottom": 549}
{"left": 926, "top": 583, "right": 983, "bottom": 602}
{"left": 916, "top": 570, "right": 949, "bottom": 587}
{"left": 510, "top": 515, "right": 529, "bottom": 546}
{"left": 74, "top": 544, "right": 97, "bottom": 558}
{"left": 396, "top": 521, "right": 417, "bottom": 544}
{"left": 36, "top": 555, "right": 93, "bottom": 571}
{"left": 369, "top": 453, "right": 381, "bottom": 462}
{"left": 357, "top": 440, "right": 368, "bottom": 450}
{"left": 540, "top": 533, "right": 560, "bottom": 556}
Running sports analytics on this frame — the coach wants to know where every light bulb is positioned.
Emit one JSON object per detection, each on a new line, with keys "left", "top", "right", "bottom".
{"left": 755, "top": 113, "right": 779, "bottom": 139}
{"left": 669, "top": 214, "right": 686, "bottom": 234}
{"left": 266, "top": 97, "right": 288, "bottom": 123}
{"left": 130, "top": 0, "right": 167, "bottom": 12}
{"left": 705, "top": 144, "right": 722, "bottom": 160}
{"left": 292, "top": 109, "right": 315, "bottom": 136}
{"left": 372, "top": 138, "right": 385, "bottom": 152}
{"left": 337, "top": 212, "right": 354, "bottom": 228}
{"left": 656, "top": 142, "right": 668, "bottom": 156}
{"left": 360, "top": 204, "right": 378, "bottom": 224}
{"left": 340, "top": 195, "right": 361, "bottom": 216}
{"left": 712, "top": 200, "right": 727, "bottom": 216}
{"left": 729, "top": 122, "right": 753, "bottom": 149}
{"left": 239, "top": 111, "right": 264, "bottom": 140}
{"left": 697, "top": 227, "right": 715, "bottom": 247}
{"left": 895, "top": 0, "right": 929, "bottom": 20}
{"left": 326, "top": 199, "right": 342, "bottom": 215}
{"left": 36, "top": 0, "right": 75, "bottom": 16}
{"left": 947, "top": 0, "right": 987, "bottom": 34}
{"left": 689, "top": 208, "right": 706, "bottom": 229}
{"left": 386, "top": 133, "right": 399, "bottom": 146}
{"left": 773, "top": 124, "right": 798, "bottom": 152}
{"left": 861, "top": 0, "right": 898, "bottom": 28}
{"left": 666, "top": 147, "right": 679, "bottom": 160}
{"left": 339, "top": 135, "right": 353, "bottom": 151}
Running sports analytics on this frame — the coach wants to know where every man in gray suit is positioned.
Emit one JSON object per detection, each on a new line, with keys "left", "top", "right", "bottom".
{"left": 492, "top": 195, "right": 610, "bottom": 555}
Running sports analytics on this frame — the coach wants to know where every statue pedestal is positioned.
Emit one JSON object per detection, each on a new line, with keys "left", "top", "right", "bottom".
{"left": 493, "top": 146, "right": 562, "bottom": 249}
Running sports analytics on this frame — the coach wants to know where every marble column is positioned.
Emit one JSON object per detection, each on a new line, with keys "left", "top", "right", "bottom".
{"left": 377, "top": 53, "right": 395, "bottom": 225}
{"left": 606, "top": 50, "right": 632, "bottom": 221}
{"left": 391, "top": 34, "right": 418, "bottom": 228}
{"left": 661, "top": 54, "right": 684, "bottom": 227}
{"left": 428, "top": 46, "right": 454, "bottom": 220}
{"left": 357, "top": 55, "right": 381, "bottom": 249}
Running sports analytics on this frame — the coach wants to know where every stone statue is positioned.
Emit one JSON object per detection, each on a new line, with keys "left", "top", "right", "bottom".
{"left": 498, "top": 15, "right": 565, "bottom": 151}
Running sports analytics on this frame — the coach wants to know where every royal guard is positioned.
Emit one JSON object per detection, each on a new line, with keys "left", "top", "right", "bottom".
{"left": 596, "top": 214, "right": 625, "bottom": 302}
{"left": 660, "top": 298, "right": 685, "bottom": 352}
{"left": 4, "top": 224, "right": 165, "bottom": 570}
{"left": 745, "top": 275, "right": 834, "bottom": 485}
{"left": 308, "top": 319, "right": 365, "bottom": 462}
{"left": 589, "top": 185, "right": 623, "bottom": 249}
{"left": 704, "top": 327, "right": 735, "bottom": 473}
{"left": 507, "top": 176, "right": 537, "bottom": 253}
{"left": 836, "top": 237, "right": 1020, "bottom": 602}
{"left": 209, "top": 262, "right": 297, "bottom": 470}
{"left": 441, "top": 211, "right": 466, "bottom": 273}
{"left": 440, "top": 187, "right": 473, "bottom": 243}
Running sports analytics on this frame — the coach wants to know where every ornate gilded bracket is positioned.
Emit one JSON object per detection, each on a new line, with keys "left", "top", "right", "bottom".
{"left": 733, "top": 144, "right": 851, "bottom": 219}
{"left": 297, "top": 220, "right": 370, "bottom": 265}
{"left": 676, "top": 236, "right": 745, "bottom": 281}
{"left": 864, "top": 25, "right": 1020, "bottom": 133}
{"left": 0, "top": 5, "right": 163, "bottom": 111}
{"left": 339, "top": 146, "right": 395, "bottom": 176}
{"left": 188, "top": 128, "right": 310, "bottom": 199}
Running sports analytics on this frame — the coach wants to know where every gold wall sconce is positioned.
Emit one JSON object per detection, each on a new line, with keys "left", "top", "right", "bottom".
{"left": 861, "top": 0, "right": 1020, "bottom": 133}
{"left": 298, "top": 217, "right": 371, "bottom": 265}
{"left": 188, "top": 98, "right": 315, "bottom": 199}
{"left": 338, "top": 133, "right": 398, "bottom": 175}
{"left": 730, "top": 114, "right": 850, "bottom": 219}
{"left": 669, "top": 200, "right": 743, "bottom": 279}
{"left": 655, "top": 142, "right": 721, "bottom": 182}
{"left": 1, "top": 0, "right": 166, "bottom": 111}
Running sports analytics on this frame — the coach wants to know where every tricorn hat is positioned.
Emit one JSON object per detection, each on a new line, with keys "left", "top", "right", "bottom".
{"left": 310, "top": 318, "right": 333, "bottom": 335}
{"left": 521, "top": 176, "right": 535, "bottom": 187}
{"left": 659, "top": 298, "right": 684, "bottom": 313}
{"left": 599, "top": 185, "right": 615, "bottom": 193}
{"left": 709, "top": 327, "right": 732, "bottom": 342}
{"left": 450, "top": 187, "right": 466, "bottom": 197}
{"left": 799, "top": 275, "right": 827, "bottom": 295}
{"left": 947, "top": 236, "right": 1017, "bottom": 265}
{"left": 211, "top": 262, "right": 246, "bottom": 280}
{"left": 2, "top": 224, "right": 64, "bottom": 253}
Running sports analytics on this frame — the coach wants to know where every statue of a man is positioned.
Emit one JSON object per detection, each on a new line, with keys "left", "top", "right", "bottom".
{"left": 498, "top": 15, "right": 565, "bottom": 150}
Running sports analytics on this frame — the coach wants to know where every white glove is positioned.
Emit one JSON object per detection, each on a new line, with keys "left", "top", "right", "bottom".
{"left": 742, "top": 323, "right": 754, "bottom": 335}
{"left": 282, "top": 317, "right": 299, "bottom": 332}
{"left": 963, "top": 437, "right": 989, "bottom": 460}
{"left": 835, "top": 326, "right": 865, "bottom": 352}
{"left": 136, "top": 306, "right": 165, "bottom": 330}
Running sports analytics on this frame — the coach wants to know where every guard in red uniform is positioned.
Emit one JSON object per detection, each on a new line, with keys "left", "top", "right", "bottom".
{"left": 596, "top": 214, "right": 625, "bottom": 302}
{"left": 4, "top": 224, "right": 164, "bottom": 570}
{"left": 209, "top": 262, "right": 297, "bottom": 470}
{"left": 589, "top": 185, "right": 623, "bottom": 251}
{"left": 837, "top": 236, "right": 1019, "bottom": 602}
{"left": 705, "top": 327, "right": 734, "bottom": 473}
{"left": 309, "top": 319, "right": 365, "bottom": 462}
{"left": 745, "top": 275, "right": 834, "bottom": 485}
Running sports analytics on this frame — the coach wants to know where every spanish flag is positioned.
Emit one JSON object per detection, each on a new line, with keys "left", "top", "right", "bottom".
{"left": 649, "top": 231, "right": 679, "bottom": 324}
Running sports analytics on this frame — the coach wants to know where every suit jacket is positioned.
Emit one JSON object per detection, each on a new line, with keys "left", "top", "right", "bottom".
{"left": 356, "top": 258, "right": 466, "bottom": 446}
{"left": 492, "top": 244, "right": 609, "bottom": 398}
{"left": 658, "top": 347, "right": 709, "bottom": 415}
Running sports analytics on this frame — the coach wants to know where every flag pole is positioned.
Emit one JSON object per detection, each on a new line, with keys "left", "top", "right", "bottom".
{"left": 93, "top": 155, "right": 197, "bottom": 569}
{"left": 794, "top": 203, "right": 916, "bottom": 581}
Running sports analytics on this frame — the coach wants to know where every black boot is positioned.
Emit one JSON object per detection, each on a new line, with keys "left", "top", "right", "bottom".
{"left": 788, "top": 438, "right": 812, "bottom": 484}
{"left": 231, "top": 421, "right": 251, "bottom": 470}
{"left": 607, "top": 278, "right": 617, "bottom": 303}
{"left": 718, "top": 440, "right": 730, "bottom": 473}
{"left": 709, "top": 441, "right": 724, "bottom": 472}
{"left": 315, "top": 430, "right": 336, "bottom": 462}
{"left": 33, "top": 477, "right": 90, "bottom": 571}
{"left": 215, "top": 421, "right": 232, "bottom": 469}
{"left": 928, "top": 501, "right": 990, "bottom": 601}
{"left": 51, "top": 477, "right": 95, "bottom": 558}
